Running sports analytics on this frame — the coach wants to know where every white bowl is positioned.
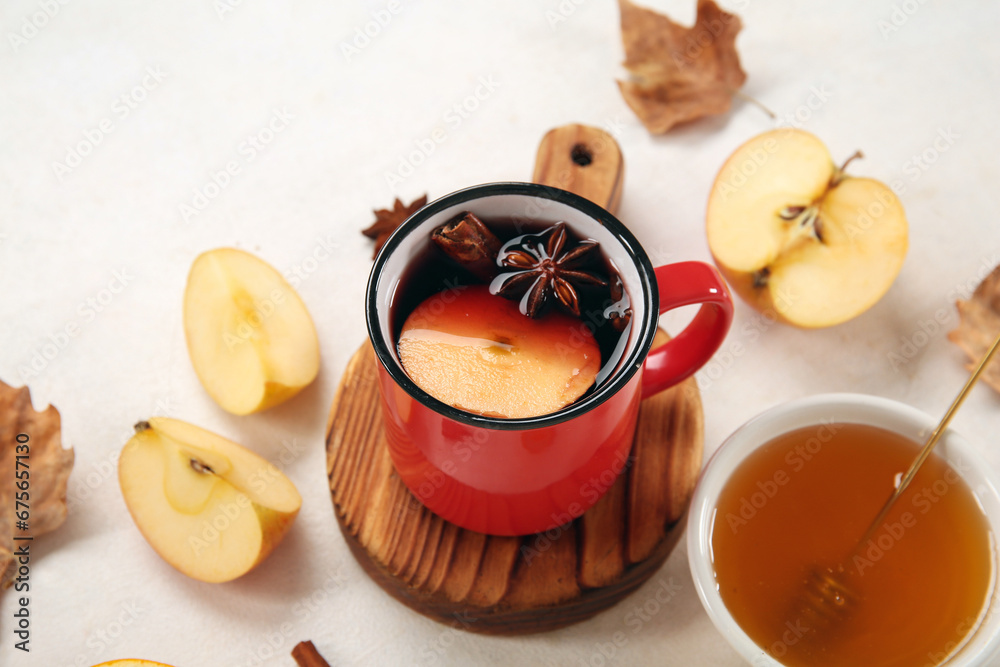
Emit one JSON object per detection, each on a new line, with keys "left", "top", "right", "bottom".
{"left": 687, "top": 393, "right": 1000, "bottom": 666}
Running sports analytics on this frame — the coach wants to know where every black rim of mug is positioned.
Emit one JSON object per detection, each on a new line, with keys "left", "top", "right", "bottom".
{"left": 365, "top": 182, "right": 659, "bottom": 431}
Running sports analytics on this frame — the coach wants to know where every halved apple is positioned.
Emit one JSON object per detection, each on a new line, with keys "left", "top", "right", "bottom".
{"left": 118, "top": 417, "right": 301, "bottom": 583}
{"left": 706, "top": 129, "right": 908, "bottom": 328}
{"left": 397, "top": 285, "right": 601, "bottom": 418}
{"left": 184, "top": 248, "right": 320, "bottom": 415}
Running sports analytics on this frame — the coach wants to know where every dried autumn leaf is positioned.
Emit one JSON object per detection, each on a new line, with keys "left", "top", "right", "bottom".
{"left": 617, "top": 0, "right": 747, "bottom": 134}
{"left": 0, "top": 380, "right": 74, "bottom": 588}
{"left": 361, "top": 194, "right": 429, "bottom": 259}
{"left": 948, "top": 264, "right": 1000, "bottom": 393}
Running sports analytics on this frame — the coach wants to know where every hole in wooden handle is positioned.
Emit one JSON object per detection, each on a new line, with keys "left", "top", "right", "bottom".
{"left": 570, "top": 143, "right": 593, "bottom": 167}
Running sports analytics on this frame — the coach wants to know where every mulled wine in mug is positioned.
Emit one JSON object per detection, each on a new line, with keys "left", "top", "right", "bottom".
{"left": 366, "top": 183, "right": 733, "bottom": 535}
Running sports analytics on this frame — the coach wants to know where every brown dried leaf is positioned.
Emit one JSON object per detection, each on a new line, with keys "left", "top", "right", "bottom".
{"left": 949, "top": 264, "right": 1000, "bottom": 393}
{"left": 361, "top": 194, "right": 429, "bottom": 259}
{"left": 0, "top": 380, "right": 74, "bottom": 588}
{"left": 617, "top": 0, "right": 747, "bottom": 134}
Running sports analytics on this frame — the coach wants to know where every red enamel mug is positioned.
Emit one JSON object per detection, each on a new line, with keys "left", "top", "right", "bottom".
{"left": 366, "top": 183, "right": 733, "bottom": 535}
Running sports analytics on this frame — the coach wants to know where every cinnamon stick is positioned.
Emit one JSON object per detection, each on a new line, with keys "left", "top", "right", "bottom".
{"left": 292, "top": 640, "right": 331, "bottom": 667}
{"left": 431, "top": 211, "right": 502, "bottom": 281}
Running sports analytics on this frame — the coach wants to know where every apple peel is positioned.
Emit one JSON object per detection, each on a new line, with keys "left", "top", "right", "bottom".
{"left": 948, "top": 263, "right": 1000, "bottom": 393}
{"left": 183, "top": 248, "right": 321, "bottom": 416}
{"left": 707, "top": 129, "right": 909, "bottom": 328}
{"left": 0, "top": 380, "right": 74, "bottom": 588}
{"left": 617, "top": 0, "right": 747, "bottom": 134}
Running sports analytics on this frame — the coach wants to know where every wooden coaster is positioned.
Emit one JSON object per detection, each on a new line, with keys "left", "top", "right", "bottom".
{"left": 325, "top": 330, "right": 703, "bottom": 635}
{"left": 325, "top": 124, "right": 703, "bottom": 633}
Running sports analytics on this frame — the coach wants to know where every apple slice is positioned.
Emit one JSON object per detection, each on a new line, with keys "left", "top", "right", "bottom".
{"left": 397, "top": 285, "right": 601, "bottom": 418}
{"left": 118, "top": 417, "right": 301, "bottom": 583}
{"left": 92, "top": 661, "right": 174, "bottom": 667}
{"left": 706, "top": 128, "right": 908, "bottom": 328}
{"left": 184, "top": 248, "right": 320, "bottom": 415}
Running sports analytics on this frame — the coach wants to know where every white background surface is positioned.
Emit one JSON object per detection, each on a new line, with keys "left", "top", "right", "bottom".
{"left": 2, "top": 0, "right": 999, "bottom": 665}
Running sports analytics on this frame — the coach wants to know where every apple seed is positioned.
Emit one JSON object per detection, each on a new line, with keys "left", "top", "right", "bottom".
{"left": 753, "top": 267, "right": 770, "bottom": 289}
{"left": 778, "top": 206, "right": 806, "bottom": 220}
{"left": 190, "top": 458, "right": 215, "bottom": 475}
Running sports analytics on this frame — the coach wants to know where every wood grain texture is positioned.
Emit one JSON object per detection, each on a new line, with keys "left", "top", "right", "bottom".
{"left": 532, "top": 124, "right": 624, "bottom": 213}
{"left": 325, "top": 331, "right": 703, "bottom": 634}
{"left": 326, "top": 124, "right": 702, "bottom": 634}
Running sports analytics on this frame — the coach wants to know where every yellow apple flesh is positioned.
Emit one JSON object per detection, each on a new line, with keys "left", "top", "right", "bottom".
{"left": 397, "top": 285, "right": 601, "bottom": 418}
{"left": 118, "top": 417, "right": 301, "bottom": 583}
{"left": 91, "top": 661, "right": 175, "bottom": 667}
{"left": 706, "top": 129, "right": 908, "bottom": 328}
{"left": 184, "top": 248, "right": 320, "bottom": 415}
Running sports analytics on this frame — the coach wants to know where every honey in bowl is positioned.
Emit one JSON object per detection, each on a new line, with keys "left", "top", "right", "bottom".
{"left": 711, "top": 422, "right": 993, "bottom": 666}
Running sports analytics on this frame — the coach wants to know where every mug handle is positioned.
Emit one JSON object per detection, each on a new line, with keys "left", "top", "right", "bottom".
{"left": 641, "top": 261, "right": 734, "bottom": 399}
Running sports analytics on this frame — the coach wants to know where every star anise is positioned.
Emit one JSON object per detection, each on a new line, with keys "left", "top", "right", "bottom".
{"left": 492, "top": 222, "right": 607, "bottom": 318}
{"left": 361, "top": 194, "right": 428, "bottom": 259}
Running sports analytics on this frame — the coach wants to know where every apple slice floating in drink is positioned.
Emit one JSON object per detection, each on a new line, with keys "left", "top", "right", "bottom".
{"left": 397, "top": 285, "right": 601, "bottom": 418}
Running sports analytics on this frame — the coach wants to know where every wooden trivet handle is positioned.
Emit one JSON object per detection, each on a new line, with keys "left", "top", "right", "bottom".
{"left": 532, "top": 124, "right": 624, "bottom": 214}
{"left": 325, "top": 124, "right": 704, "bottom": 634}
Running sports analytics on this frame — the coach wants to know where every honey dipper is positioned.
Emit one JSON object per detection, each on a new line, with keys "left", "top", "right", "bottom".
{"left": 797, "top": 330, "right": 1000, "bottom": 626}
